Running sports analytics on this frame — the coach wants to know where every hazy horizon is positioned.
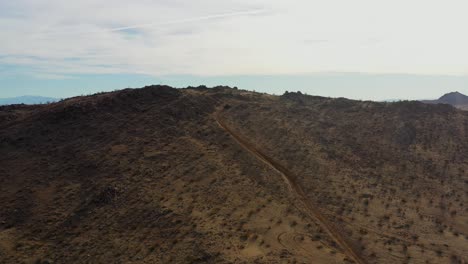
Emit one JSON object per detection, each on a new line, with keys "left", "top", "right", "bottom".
{"left": 1, "top": 1, "right": 467, "bottom": 100}
{"left": 1, "top": 73, "right": 467, "bottom": 101}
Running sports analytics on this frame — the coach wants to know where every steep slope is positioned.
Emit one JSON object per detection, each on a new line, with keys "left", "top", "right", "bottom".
{"left": 216, "top": 115, "right": 365, "bottom": 264}
{"left": 0, "top": 86, "right": 467, "bottom": 264}
{"left": 422, "top": 91, "right": 468, "bottom": 110}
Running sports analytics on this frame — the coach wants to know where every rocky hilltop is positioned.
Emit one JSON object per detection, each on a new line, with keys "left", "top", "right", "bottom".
{"left": 422, "top": 91, "right": 468, "bottom": 110}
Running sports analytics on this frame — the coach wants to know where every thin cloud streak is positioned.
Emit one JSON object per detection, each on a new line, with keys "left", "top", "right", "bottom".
{"left": 110, "top": 9, "right": 267, "bottom": 32}
{"left": 34, "top": 9, "right": 267, "bottom": 38}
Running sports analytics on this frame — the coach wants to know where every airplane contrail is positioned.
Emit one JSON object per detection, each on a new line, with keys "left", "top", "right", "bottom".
{"left": 110, "top": 9, "right": 266, "bottom": 32}
{"left": 33, "top": 9, "right": 266, "bottom": 38}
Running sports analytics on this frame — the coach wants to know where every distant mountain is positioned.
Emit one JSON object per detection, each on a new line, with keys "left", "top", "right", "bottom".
{"left": 0, "top": 96, "right": 58, "bottom": 105}
{"left": 421, "top": 91, "right": 468, "bottom": 110}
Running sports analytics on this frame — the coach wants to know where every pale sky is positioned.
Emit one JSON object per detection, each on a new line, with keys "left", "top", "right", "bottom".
{"left": 1, "top": 0, "right": 467, "bottom": 99}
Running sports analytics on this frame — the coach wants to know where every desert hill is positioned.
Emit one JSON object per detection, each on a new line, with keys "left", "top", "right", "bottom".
{"left": 0, "top": 86, "right": 467, "bottom": 264}
{"left": 422, "top": 91, "right": 468, "bottom": 110}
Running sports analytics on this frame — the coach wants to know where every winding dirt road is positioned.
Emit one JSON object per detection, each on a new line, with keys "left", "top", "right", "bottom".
{"left": 215, "top": 113, "right": 366, "bottom": 264}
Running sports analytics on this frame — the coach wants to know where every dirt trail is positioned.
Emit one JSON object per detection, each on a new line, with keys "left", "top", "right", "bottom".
{"left": 215, "top": 113, "right": 366, "bottom": 264}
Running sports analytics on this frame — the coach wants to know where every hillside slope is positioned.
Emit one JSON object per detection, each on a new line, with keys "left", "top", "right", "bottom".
{"left": 0, "top": 86, "right": 467, "bottom": 264}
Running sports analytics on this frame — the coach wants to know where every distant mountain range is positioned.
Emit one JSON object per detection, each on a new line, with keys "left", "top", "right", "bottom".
{"left": 0, "top": 96, "right": 58, "bottom": 105}
{"left": 421, "top": 91, "right": 468, "bottom": 110}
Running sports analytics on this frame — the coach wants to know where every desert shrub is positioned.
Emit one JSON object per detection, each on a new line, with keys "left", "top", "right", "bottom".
{"left": 239, "top": 234, "right": 248, "bottom": 241}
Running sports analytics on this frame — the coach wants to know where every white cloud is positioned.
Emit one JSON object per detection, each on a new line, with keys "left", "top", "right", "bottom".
{"left": 0, "top": 0, "right": 467, "bottom": 78}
